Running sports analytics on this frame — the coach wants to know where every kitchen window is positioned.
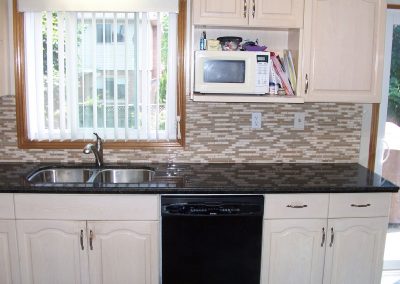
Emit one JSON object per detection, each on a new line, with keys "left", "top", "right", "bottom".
{"left": 14, "top": 0, "right": 185, "bottom": 148}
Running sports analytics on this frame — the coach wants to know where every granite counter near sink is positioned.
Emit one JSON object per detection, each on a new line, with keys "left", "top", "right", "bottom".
{"left": 0, "top": 162, "right": 397, "bottom": 194}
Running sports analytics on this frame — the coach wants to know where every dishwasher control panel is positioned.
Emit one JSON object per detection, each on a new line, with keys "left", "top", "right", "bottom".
{"left": 161, "top": 195, "right": 264, "bottom": 216}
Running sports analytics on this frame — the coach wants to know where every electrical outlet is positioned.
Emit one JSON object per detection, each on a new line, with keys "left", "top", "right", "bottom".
{"left": 252, "top": 112, "right": 262, "bottom": 129}
{"left": 294, "top": 112, "right": 305, "bottom": 130}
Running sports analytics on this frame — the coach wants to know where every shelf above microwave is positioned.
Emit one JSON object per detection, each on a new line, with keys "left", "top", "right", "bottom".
{"left": 192, "top": 93, "right": 305, "bottom": 104}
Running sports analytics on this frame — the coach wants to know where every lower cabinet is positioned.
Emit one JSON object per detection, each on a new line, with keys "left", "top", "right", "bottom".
{"left": 17, "top": 220, "right": 87, "bottom": 284}
{"left": 0, "top": 220, "right": 20, "bottom": 284}
{"left": 323, "top": 217, "right": 387, "bottom": 284}
{"left": 261, "top": 219, "right": 326, "bottom": 284}
{"left": 13, "top": 193, "right": 160, "bottom": 284}
{"left": 261, "top": 193, "right": 391, "bottom": 284}
{"left": 17, "top": 220, "right": 159, "bottom": 284}
{"left": 88, "top": 221, "right": 159, "bottom": 284}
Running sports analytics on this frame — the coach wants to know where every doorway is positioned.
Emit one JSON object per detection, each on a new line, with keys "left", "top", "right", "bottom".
{"left": 376, "top": 8, "right": 400, "bottom": 284}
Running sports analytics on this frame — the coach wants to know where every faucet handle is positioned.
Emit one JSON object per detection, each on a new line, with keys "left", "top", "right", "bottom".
{"left": 93, "top": 132, "right": 101, "bottom": 140}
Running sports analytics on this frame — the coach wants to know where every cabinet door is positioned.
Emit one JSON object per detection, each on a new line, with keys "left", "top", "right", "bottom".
{"left": 302, "top": 0, "right": 385, "bottom": 102}
{"left": 323, "top": 217, "right": 388, "bottom": 284}
{"left": 88, "top": 221, "right": 159, "bottom": 284}
{"left": 17, "top": 220, "right": 89, "bottom": 284}
{"left": 249, "top": 0, "right": 304, "bottom": 28}
{"left": 261, "top": 219, "right": 326, "bottom": 284}
{"left": 192, "top": 0, "right": 249, "bottom": 26}
{"left": 0, "top": 220, "right": 20, "bottom": 284}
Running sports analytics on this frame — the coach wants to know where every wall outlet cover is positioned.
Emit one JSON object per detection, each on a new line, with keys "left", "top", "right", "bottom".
{"left": 252, "top": 112, "right": 262, "bottom": 129}
{"left": 294, "top": 112, "right": 305, "bottom": 130}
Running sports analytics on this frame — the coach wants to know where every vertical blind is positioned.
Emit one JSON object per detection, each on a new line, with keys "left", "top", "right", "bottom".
{"left": 24, "top": 11, "right": 177, "bottom": 141}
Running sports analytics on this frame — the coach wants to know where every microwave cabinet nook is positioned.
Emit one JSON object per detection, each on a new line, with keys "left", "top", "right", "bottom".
{"left": 0, "top": 192, "right": 393, "bottom": 284}
{"left": 190, "top": 0, "right": 385, "bottom": 103}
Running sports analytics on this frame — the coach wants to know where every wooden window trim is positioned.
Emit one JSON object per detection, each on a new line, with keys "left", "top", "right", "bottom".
{"left": 388, "top": 4, "right": 400, "bottom": 10}
{"left": 13, "top": 0, "right": 187, "bottom": 149}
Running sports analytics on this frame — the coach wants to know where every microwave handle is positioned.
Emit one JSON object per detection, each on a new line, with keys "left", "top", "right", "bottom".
{"left": 305, "top": 74, "right": 309, "bottom": 94}
{"left": 243, "top": 0, "right": 247, "bottom": 18}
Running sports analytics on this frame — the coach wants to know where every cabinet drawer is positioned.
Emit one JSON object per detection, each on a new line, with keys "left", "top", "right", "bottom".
{"left": 264, "top": 194, "right": 329, "bottom": 219}
{"left": 14, "top": 194, "right": 159, "bottom": 221}
{"left": 0, "top": 194, "right": 14, "bottom": 219}
{"left": 328, "top": 193, "right": 391, "bottom": 218}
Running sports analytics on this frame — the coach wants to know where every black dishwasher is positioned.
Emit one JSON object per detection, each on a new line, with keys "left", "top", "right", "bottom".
{"left": 161, "top": 195, "right": 264, "bottom": 284}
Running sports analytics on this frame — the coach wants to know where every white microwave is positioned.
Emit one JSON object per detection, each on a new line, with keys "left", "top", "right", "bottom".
{"left": 194, "top": 51, "right": 270, "bottom": 95}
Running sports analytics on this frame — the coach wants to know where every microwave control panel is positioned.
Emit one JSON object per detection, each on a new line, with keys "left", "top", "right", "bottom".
{"left": 255, "top": 54, "right": 270, "bottom": 93}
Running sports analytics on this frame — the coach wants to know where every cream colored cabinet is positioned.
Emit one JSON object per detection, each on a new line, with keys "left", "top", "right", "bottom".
{"left": 88, "top": 221, "right": 159, "bottom": 284}
{"left": 192, "top": 0, "right": 304, "bottom": 28}
{"left": 261, "top": 219, "right": 326, "bottom": 284}
{"left": 192, "top": 0, "right": 248, "bottom": 26}
{"left": 0, "top": 220, "right": 21, "bottom": 284}
{"left": 14, "top": 194, "right": 160, "bottom": 284}
{"left": 323, "top": 218, "right": 388, "bottom": 284}
{"left": 17, "top": 220, "right": 88, "bottom": 284}
{"left": 261, "top": 193, "right": 391, "bottom": 284}
{"left": 301, "top": 0, "right": 386, "bottom": 102}
{"left": 0, "top": 194, "right": 20, "bottom": 284}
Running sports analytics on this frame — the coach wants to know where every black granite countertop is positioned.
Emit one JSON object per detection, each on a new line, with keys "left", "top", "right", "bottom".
{"left": 0, "top": 162, "right": 397, "bottom": 194}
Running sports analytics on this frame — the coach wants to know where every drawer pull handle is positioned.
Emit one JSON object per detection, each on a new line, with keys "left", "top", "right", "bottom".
{"left": 321, "top": 227, "right": 325, "bottom": 247}
{"left": 252, "top": 0, "right": 255, "bottom": 18}
{"left": 80, "top": 230, "right": 84, "bottom": 250}
{"left": 286, "top": 204, "right": 308, "bottom": 208}
{"left": 329, "top": 227, "right": 334, "bottom": 247}
{"left": 243, "top": 0, "right": 247, "bottom": 18}
{"left": 351, "top": 203, "right": 371, "bottom": 208}
{"left": 89, "top": 230, "right": 94, "bottom": 250}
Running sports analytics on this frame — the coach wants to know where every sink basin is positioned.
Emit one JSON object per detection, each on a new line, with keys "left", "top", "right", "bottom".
{"left": 90, "top": 168, "right": 155, "bottom": 184}
{"left": 27, "top": 166, "right": 156, "bottom": 184}
{"left": 27, "top": 168, "right": 95, "bottom": 183}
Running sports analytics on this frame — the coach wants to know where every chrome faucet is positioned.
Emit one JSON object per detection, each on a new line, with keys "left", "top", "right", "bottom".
{"left": 83, "top": 133, "right": 104, "bottom": 167}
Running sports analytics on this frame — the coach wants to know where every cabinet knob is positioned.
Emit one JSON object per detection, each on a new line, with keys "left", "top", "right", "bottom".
{"left": 351, "top": 203, "right": 371, "bottom": 208}
{"left": 89, "top": 230, "right": 94, "bottom": 250}
{"left": 80, "top": 230, "right": 84, "bottom": 250}
{"left": 286, "top": 204, "right": 308, "bottom": 209}
{"left": 305, "top": 74, "right": 309, "bottom": 94}
{"left": 321, "top": 227, "right": 326, "bottom": 247}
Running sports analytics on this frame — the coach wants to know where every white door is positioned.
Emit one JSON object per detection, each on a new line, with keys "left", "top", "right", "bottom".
{"left": 192, "top": 0, "right": 249, "bottom": 26}
{"left": 87, "top": 221, "right": 159, "bottom": 284}
{"left": 323, "top": 217, "right": 388, "bottom": 284}
{"left": 302, "top": 0, "right": 385, "bottom": 102}
{"left": 261, "top": 219, "right": 326, "bottom": 284}
{"left": 17, "top": 220, "right": 89, "bottom": 284}
{"left": 249, "top": 0, "right": 304, "bottom": 28}
{"left": 0, "top": 220, "right": 20, "bottom": 284}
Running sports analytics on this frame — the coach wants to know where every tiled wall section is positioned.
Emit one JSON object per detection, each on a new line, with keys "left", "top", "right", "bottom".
{"left": 0, "top": 95, "right": 363, "bottom": 163}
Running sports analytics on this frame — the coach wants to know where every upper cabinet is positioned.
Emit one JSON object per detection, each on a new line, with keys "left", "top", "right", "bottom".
{"left": 301, "top": 0, "right": 386, "bottom": 103}
{"left": 250, "top": 0, "right": 304, "bottom": 28}
{"left": 192, "top": 0, "right": 305, "bottom": 28}
{"left": 192, "top": 0, "right": 249, "bottom": 26}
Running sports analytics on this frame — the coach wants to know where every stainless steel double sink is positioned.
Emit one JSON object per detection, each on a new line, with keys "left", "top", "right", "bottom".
{"left": 27, "top": 166, "right": 156, "bottom": 184}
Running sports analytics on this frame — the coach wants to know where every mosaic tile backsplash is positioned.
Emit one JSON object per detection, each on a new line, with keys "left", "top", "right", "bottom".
{"left": 0, "top": 95, "right": 363, "bottom": 163}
